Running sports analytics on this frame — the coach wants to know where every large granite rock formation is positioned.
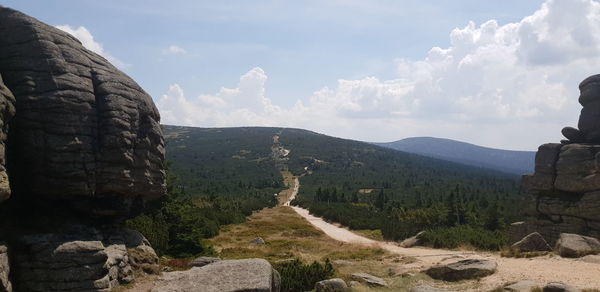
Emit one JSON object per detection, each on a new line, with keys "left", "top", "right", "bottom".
{"left": 0, "top": 6, "right": 165, "bottom": 218}
{"left": 0, "top": 6, "right": 167, "bottom": 291}
{"left": 519, "top": 75, "right": 600, "bottom": 244}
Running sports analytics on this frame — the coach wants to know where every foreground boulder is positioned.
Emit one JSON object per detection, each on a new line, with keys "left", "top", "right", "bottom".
{"left": 350, "top": 272, "right": 387, "bottom": 287}
{"left": 555, "top": 233, "right": 600, "bottom": 258}
{"left": 10, "top": 226, "right": 158, "bottom": 291}
{"left": 425, "top": 259, "right": 497, "bottom": 281}
{"left": 511, "top": 232, "right": 552, "bottom": 252}
{"left": 315, "top": 278, "right": 349, "bottom": 292}
{"left": 0, "top": 6, "right": 166, "bottom": 218}
{"left": 152, "top": 259, "right": 281, "bottom": 292}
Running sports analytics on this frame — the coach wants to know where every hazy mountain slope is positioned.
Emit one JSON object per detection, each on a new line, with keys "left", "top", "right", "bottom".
{"left": 376, "top": 137, "right": 535, "bottom": 175}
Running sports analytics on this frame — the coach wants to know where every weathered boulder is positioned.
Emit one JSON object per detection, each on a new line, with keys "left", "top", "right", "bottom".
{"left": 400, "top": 231, "right": 426, "bottom": 248}
{"left": 350, "top": 272, "right": 387, "bottom": 287}
{"left": 543, "top": 281, "right": 580, "bottom": 292}
{"left": 424, "top": 259, "right": 497, "bottom": 281}
{"left": 511, "top": 232, "right": 552, "bottom": 252}
{"left": 10, "top": 225, "right": 157, "bottom": 291}
{"left": 314, "top": 278, "right": 348, "bottom": 292}
{"left": 410, "top": 285, "right": 452, "bottom": 292}
{"left": 0, "top": 243, "right": 11, "bottom": 292}
{"left": 190, "top": 256, "right": 221, "bottom": 267}
{"left": 152, "top": 259, "right": 281, "bottom": 292}
{"left": 0, "top": 76, "right": 15, "bottom": 204}
{"left": 555, "top": 233, "right": 600, "bottom": 258}
{"left": 504, "top": 280, "right": 539, "bottom": 292}
{"left": 0, "top": 6, "right": 165, "bottom": 218}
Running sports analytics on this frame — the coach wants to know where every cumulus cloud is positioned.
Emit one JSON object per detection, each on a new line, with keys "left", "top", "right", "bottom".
{"left": 157, "top": 0, "right": 600, "bottom": 150}
{"left": 163, "top": 45, "right": 187, "bottom": 55}
{"left": 55, "top": 25, "right": 129, "bottom": 69}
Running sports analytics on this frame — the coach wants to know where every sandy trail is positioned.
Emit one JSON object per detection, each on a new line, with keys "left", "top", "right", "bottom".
{"left": 285, "top": 177, "right": 600, "bottom": 290}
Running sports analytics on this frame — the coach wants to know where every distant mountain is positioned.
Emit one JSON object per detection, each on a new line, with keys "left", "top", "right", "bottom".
{"left": 375, "top": 137, "right": 535, "bottom": 175}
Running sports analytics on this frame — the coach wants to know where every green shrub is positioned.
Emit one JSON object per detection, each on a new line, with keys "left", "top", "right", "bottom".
{"left": 422, "top": 225, "right": 507, "bottom": 250}
{"left": 273, "top": 258, "right": 334, "bottom": 292}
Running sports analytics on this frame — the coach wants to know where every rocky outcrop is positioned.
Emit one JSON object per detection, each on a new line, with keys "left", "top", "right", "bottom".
{"left": 424, "top": 259, "right": 497, "bottom": 281}
{"left": 350, "top": 272, "right": 387, "bottom": 287}
{"left": 0, "top": 6, "right": 166, "bottom": 291}
{"left": 0, "top": 6, "right": 165, "bottom": 218}
{"left": 314, "top": 278, "right": 349, "bottom": 292}
{"left": 518, "top": 75, "right": 600, "bottom": 244}
{"left": 151, "top": 259, "right": 281, "bottom": 292}
{"left": 410, "top": 285, "right": 452, "bottom": 292}
{"left": 555, "top": 233, "right": 600, "bottom": 258}
{"left": 10, "top": 226, "right": 158, "bottom": 291}
{"left": 511, "top": 232, "right": 552, "bottom": 252}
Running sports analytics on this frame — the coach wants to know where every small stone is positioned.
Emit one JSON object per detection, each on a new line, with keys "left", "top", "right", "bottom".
{"left": 504, "top": 280, "right": 539, "bottom": 292}
{"left": 250, "top": 237, "right": 266, "bottom": 245}
{"left": 189, "top": 256, "right": 221, "bottom": 267}
{"left": 424, "top": 259, "right": 497, "bottom": 281}
{"left": 350, "top": 272, "right": 387, "bottom": 287}
{"left": 543, "top": 281, "right": 580, "bottom": 292}
{"left": 400, "top": 231, "right": 426, "bottom": 248}
{"left": 315, "top": 278, "right": 349, "bottom": 292}
{"left": 579, "top": 254, "right": 600, "bottom": 264}
{"left": 410, "top": 285, "right": 452, "bottom": 292}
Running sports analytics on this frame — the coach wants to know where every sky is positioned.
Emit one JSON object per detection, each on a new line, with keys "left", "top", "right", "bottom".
{"left": 5, "top": 0, "right": 600, "bottom": 150}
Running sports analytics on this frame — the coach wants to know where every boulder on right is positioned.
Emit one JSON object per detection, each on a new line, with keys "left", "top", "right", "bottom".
{"left": 555, "top": 233, "right": 600, "bottom": 258}
{"left": 424, "top": 259, "right": 497, "bottom": 281}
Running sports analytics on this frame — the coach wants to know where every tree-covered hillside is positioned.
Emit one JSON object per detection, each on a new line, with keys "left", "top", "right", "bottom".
{"left": 161, "top": 125, "right": 527, "bottom": 250}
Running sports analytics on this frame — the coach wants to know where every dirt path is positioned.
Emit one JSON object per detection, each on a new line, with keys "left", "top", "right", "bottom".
{"left": 284, "top": 176, "right": 600, "bottom": 290}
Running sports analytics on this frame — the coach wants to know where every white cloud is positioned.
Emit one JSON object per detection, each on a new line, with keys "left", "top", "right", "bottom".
{"left": 157, "top": 0, "right": 600, "bottom": 150}
{"left": 55, "top": 25, "right": 129, "bottom": 69}
{"left": 163, "top": 45, "right": 187, "bottom": 55}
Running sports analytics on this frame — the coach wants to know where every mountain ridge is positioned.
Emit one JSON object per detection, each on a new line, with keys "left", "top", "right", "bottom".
{"left": 375, "top": 137, "right": 535, "bottom": 175}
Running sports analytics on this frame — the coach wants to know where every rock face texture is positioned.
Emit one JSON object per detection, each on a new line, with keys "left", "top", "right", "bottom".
{"left": 350, "top": 272, "right": 388, "bottom": 287}
{"left": 519, "top": 75, "right": 600, "bottom": 244}
{"left": 0, "top": 6, "right": 166, "bottom": 292}
{"left": 10, "top": 226, "right": 159, "bottom": 291}
{"left": 0, "top": 76, "right": 15, "bottom": 204}
{"left": 0, "top": 6, "right": 165, "bottom": 218}
{"left": 511, "top": 232, "right": 552, "bottom": 252}
{"left": 0, "top": 243, "right": 11, "bottom": 292}
{"left": 152, "top": 259, "right": 281, "bottom": 292}
{"left": 424, "top": 259, "right": 497, "bottom": 281}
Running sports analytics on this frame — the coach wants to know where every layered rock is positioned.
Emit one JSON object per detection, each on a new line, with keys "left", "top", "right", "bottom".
{"left": 519, "top": 75, "right": 600, "bottom": 244}
{"left": 0, "top": 6, "right": 166, "bottom": 291}
{"left": 424, "top": 259, "right": 497, "bottom": 281}
{"left": 0, "top": 6, "right": 165, "bottom": 218}
{"left": 10, "top": 226, "right": 158, "bottom": 291}
{"left": 0, "top": 75, "right": 15, "bottom": 204}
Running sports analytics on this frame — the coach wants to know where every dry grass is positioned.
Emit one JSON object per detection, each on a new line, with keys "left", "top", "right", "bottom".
{"left": 275, "top": 171, "right": 296, "bottom": 205}
{"left": 353, "top": 229, "right": 384, "bottom": 241}
{"left": 208, "top": 206, "right": 431, "bottom": 291}
{"left": 500, "top": 248, "right": 551, "bottom": 258}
